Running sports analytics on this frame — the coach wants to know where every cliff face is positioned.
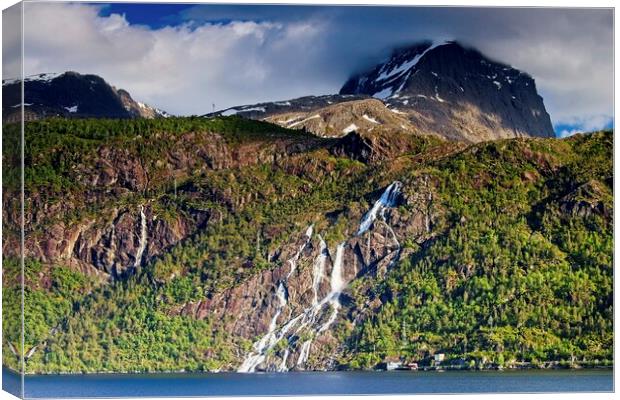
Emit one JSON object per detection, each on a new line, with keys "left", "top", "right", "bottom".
{"left": 3, "top": 119, "right": 328, "bottom": 281}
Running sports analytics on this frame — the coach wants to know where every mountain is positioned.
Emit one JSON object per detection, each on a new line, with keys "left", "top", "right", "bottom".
{"left": 2, "top": 114, "right": 612, "bottom": 374}
{"left": 340, "top": 41, "right": 555, "bottom": 141}
{"left": 2, "top": 71, "right": 170, "bottom": 122}
{"left": 214, "top": 41, "right": 555, "bottom": 143}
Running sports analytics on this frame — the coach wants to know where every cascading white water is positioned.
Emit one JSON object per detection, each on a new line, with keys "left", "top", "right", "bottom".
{"left": 239, "top": 227, "right": 313, "bottom": 372}
{"left": 239, "top": 240, "right": 349, "bottom": 372}
{"left": 297, "top": 340, "right": 312, "bottom": 366}
{"left": 357, "top": 181, "right": 403, "bottom": 235}
{"left": 276, "top": 280, "right": 288, "bottom": 307}
{"left": 311, "top": 236, "right": 328, "bottom": 306}
{"left": 278, "top": 349, "right": 290, "bottom": 372}
{"left": 318, "top": 242, "right": 345, "bottom": 333}
{"left": 133, "top": 205, "right": 148, "bottom": 268}
{"left": 239, "top": 180, "right": 405, "bottom": 372}
{"left": 329, "top": 242, "right": 346, "bottom": 294}
{"left": 238, "top": 282, "right": 288, "bottom": 373}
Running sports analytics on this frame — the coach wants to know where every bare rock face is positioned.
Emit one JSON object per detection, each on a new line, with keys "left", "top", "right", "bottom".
{"left": 205, "top": 94, "right": 369, "bottom": 120}
{"left": 340, "top": 41, "right": 555, "bottom": 142}
{"left": 18, "top": 204, "right": 209, "bottom": 280}
{"left": 558, "top": 180, "right": 613, "bottom": 220}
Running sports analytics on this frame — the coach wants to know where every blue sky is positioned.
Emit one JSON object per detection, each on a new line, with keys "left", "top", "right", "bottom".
{"left": 4, "top": 3, "right": 613, "bottom": 135}
{"left": 97, "top": 3, "right": 193, "bottom": 27}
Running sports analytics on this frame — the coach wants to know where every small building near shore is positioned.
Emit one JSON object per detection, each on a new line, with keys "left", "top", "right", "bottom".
{"left": 378, "top": 356, "right": 403, "bottom": 371}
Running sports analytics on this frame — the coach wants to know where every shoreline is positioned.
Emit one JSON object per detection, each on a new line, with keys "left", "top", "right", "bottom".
{"left": 4, "top": 364, "right": 613, "bottom": 377}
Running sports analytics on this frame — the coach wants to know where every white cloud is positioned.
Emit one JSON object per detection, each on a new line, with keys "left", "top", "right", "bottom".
{"left": 2, "top": 3, "right": 22, "bottom": 80}
{"left": 3, "top": 3, "right": 613, "bottom": 131}
{"left": 11, "top": 3, "right": 330, "bottom": 115}
{"left": 558, "top": 114, "right": 613, "bottom": 138}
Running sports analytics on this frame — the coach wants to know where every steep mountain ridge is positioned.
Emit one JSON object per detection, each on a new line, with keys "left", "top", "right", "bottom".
{"left": 340, "top": 41, "right": 438, "bottom": 98}
{"left": 2, "top": 71, "right": 169, "bottom": 122}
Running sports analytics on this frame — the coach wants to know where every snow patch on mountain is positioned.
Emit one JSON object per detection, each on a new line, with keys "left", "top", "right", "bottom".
{"left": 2, "top": 72, "right": 62, "bottom": 86}
{"left": 370, "top": 41, "right": 449, "bottom": 100}
{"left": 289, "top": 114, "right": 320, "bottom": 128}
{"left": 362, "top": 114, "right": 379, "bottom": 124}
{"left": 342, "top": 123, "right": 358, "bottom": 134}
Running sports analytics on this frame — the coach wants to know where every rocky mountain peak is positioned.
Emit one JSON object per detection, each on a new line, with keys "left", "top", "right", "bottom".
{"left": 2, "top": 71, "right": 170, "bottom": 122}
{"left": 339, "top": 41, "right": 437, "bottom": 99}
{"left": 340, "top": 41, "right": 555, "bottom": 141}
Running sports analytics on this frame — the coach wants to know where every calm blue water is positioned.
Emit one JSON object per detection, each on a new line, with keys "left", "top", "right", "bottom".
{"left": 2, "top": 367, "right": 613, "bottom": 398}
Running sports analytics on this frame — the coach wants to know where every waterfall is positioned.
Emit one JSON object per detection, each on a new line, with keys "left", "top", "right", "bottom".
{"left": 238, "top": 282, "right": 287, "bottom": 373}
{"left": 238, "top": 182, "right": 405, "bottom": 372}
{"left": 276, "top": 281, "right": 288, "bottom": 307}
{"left": 239, "top": 240, "right": 349, "bottom": 372}
{"left": 318, "top": 242, "right": 345, "bottom": 333}
{"left": 239, "top": 226, "right": 312, "bottom": 373}
{"left": 330, "top": 243, "right": 346, "bottom": 294}
{"left": 311, "top": 236, "right": 328, "bottom": 306}
{"left": 133, "top": 205, "right": 148, "bottom": 268}
{"left": 278, "top": 349, "right": 290, "bottom": 372}
{"left": 357, "top": 181, "right": 402, "bottom": 235}
{"left": 297, "top": 340, "right": 312, "bottom": 367}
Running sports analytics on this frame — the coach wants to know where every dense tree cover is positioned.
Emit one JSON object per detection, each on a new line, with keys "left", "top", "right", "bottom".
{"left": 3, "top": 116, "right": 322, "bottom": 193}
{"left": 2, "top": 258, "right": 96, "bottom": 371}
{"left": 1, "top": 115, "right": 612, "bottom": 373}
{"left": 344, "top": 133, "right": 613, "bottom": 369}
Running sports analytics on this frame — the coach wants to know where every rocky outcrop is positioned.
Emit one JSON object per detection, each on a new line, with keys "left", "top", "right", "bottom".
{"left": 20, "top": 204, "right": 209, "bottom": 280}
{"left": 330, "top": 132, "right": 377, "bottom": 163}
{"left": 262, "top": 98, "right": 420, "bottom": 138}
{"left": 558, "top": 180, "right": 613, "bottom": 220}
{"left": 204, "top": 94, "right": 369, "bottom": 120}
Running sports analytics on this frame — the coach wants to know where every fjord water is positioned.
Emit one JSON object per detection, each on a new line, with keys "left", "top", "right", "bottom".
{"left": 3, "top": 368, "right": 612, "bottom": 398}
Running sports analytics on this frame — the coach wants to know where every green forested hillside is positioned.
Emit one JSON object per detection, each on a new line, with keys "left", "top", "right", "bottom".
{"left": 1, "top": 117, "right": 612, "bottom": 373}
{"left": 345, "top": 134, "right": 613, "bottom": 368}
